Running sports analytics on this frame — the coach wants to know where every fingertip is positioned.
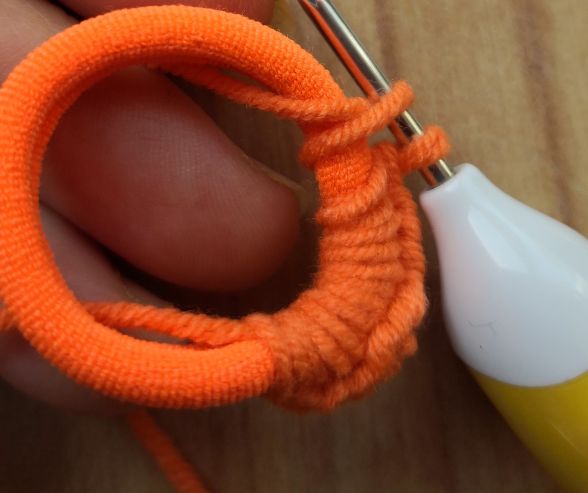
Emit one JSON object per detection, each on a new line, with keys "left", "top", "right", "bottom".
{"left": 208, "top": 159, "right": 301, "bottom": 291}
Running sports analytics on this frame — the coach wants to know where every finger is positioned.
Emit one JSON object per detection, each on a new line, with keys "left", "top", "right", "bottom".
{"left": 0, "top": 329, "right": 125, "bottom": 413}
{"left": 1, "top": 0, "right": 300, "bottom": 291}
{"left": 59, "top": 0, "right": 274, "bottom": 23}
{"left": 42, "top": 70, "right": 301, "bottom": 291}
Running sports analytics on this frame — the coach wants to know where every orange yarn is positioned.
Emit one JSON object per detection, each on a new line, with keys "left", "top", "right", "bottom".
{"left": 0, "top": 5, "right": 449, "bottom": 492}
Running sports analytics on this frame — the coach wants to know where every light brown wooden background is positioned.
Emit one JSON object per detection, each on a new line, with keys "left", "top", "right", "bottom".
{"left": 2, "top": 0, "right": 588, "bottom": 491}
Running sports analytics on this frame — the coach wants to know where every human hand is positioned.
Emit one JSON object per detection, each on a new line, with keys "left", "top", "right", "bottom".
{"left": 0, "top": 0, "right": 301, "bottom": 413}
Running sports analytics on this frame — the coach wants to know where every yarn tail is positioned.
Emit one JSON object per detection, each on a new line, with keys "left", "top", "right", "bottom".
{"left": 127, "top": 410, "right": 208, "bottom": 493}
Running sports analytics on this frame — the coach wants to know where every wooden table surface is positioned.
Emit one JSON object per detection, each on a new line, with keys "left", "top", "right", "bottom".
{"left": 2, "top": 0, "right": 588, "bottom": 491}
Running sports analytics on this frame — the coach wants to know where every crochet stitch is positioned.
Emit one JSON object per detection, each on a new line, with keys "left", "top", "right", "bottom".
{"left": 0, "top": 6, "right": 449, "bottom": 492}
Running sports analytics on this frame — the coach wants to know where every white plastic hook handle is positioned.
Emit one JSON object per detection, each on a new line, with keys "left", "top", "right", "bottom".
{"left": 420, "top": 164, "right": 588, "bottom": 387}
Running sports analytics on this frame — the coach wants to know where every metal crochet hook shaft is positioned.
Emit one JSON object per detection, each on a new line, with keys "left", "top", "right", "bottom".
{"left": 298, "top": 0, "right": 454, "bottom": 186}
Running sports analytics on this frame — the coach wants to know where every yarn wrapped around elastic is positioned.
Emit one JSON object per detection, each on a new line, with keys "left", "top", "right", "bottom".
{"left": 0, "top": 6, "right": 449, "bottom": 414}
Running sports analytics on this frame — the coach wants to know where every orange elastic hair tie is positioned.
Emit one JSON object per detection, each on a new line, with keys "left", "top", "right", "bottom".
{"left": 0, "top": 5, "right": 449, "bottom": 492}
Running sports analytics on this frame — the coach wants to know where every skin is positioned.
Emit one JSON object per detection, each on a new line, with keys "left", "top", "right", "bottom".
{"left": 0, "top": 0, "right": 297, "bottom": 413}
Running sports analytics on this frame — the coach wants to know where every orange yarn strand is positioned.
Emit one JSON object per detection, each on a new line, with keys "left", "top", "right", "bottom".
{"left": 0, "top": 6, "right": 449, "bottom": 492}
{"left": 128, "top": 410, "right": 209, "bottom": 493}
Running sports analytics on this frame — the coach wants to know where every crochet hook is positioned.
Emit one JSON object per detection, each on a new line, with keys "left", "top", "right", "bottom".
{"left": 299, "top": 1, "right": 588, "bottom": 492}
{"left": 298, "top": 0, "right": 453, "bottom": 187}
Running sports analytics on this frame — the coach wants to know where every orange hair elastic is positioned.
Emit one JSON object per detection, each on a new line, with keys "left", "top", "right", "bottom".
{"left": 0, "top": 5, "right": 448, "bottom": 492}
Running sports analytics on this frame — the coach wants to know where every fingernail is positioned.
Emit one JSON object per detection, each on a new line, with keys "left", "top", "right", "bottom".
{"left": 247, "top": 158, "right": 311, "bottom": 216}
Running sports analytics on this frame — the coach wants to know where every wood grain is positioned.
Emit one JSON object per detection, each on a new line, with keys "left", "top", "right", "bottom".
{"left": 3, "top": 0, "right": 587, "bottom": 491}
